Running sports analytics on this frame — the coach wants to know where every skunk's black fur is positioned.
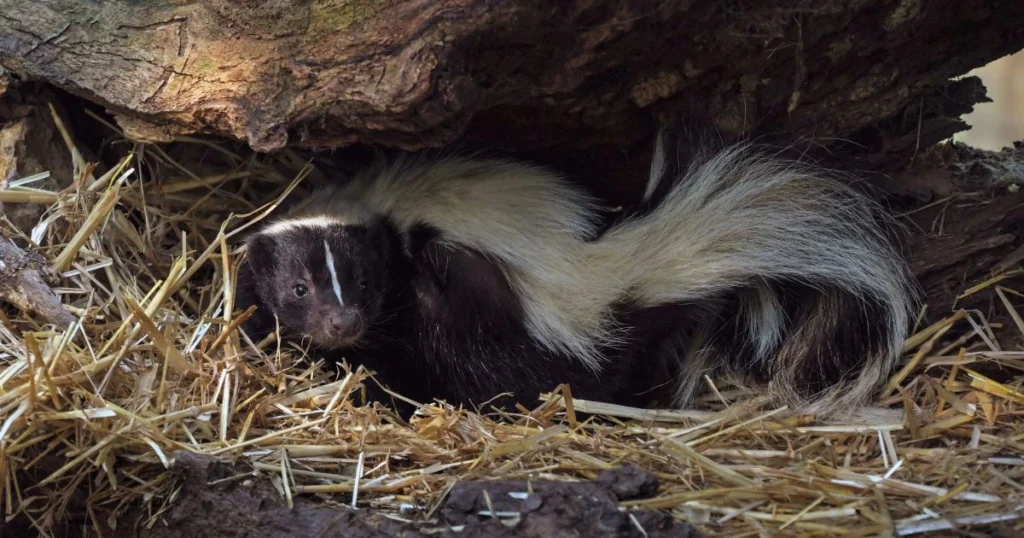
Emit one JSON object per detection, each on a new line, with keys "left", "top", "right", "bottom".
{"left": 237, "top": 221, "right": 688, "bottom": 411}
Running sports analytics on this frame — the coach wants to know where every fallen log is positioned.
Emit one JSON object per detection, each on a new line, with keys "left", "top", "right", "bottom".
{"left": 0, "top": 0, "right": 1020, "bottom": 174}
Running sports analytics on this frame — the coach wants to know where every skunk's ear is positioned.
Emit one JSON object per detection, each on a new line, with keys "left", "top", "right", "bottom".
{"left": 245, "top": 234, "right": 277, "bottom": 279}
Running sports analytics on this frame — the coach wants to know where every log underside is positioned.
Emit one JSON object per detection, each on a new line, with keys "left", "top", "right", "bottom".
{"left": 0, "top": 0, "right": 1021, "bottom": 178}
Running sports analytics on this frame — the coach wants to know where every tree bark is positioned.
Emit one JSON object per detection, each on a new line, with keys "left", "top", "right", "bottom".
{"left": 0, "top": 1, "right": 1021, "bottom": 170}
{"left": 0, "top": 235, "right": 74, "bottom": 329}
{"left": 904, "top": 143, "right": 1024, "bottom": 322}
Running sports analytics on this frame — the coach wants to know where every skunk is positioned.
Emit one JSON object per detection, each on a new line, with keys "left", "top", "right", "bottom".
{"left": 236, "top": 129, "right": 918, "bottom": 417}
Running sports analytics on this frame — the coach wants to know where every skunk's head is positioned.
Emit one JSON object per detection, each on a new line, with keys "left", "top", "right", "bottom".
{"left": 244, "top": 216, "right": 401, "bottom": 349}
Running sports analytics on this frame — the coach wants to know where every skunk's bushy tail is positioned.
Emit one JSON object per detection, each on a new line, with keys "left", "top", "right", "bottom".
{"left": 596, "top": 134, "right": 919, "bottom": 415}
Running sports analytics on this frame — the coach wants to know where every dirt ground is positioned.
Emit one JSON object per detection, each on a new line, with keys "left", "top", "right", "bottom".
{"left": 106, "top": 452, "right": 701, "bottom": 538}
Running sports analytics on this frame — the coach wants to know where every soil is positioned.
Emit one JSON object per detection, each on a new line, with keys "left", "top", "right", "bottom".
{"left": 106, "top": 452, "right": 701, "bottom": 538}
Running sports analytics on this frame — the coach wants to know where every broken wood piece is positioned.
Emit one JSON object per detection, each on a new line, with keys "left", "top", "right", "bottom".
{"left": 0, "top": 236, "right": 74, "bottom": 329}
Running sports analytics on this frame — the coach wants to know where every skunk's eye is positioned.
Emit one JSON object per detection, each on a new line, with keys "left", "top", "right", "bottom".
{"left": 292, "top": 283, "right": 308, "bottom": 298}
{"left": 359, "top": 280, "right": 369, "bottom": 292}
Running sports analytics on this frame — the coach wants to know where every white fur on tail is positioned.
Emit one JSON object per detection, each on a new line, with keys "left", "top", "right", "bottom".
{"left": 596, "top": 142, "right": 918, "bottom": 414}
{"left": 644, "top": 127, "right": 668, "bottom": 203}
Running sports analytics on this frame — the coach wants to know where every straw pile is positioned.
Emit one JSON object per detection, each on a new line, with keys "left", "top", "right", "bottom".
{"left": 1, "top": 106, "right": 1023, "bottom": 537}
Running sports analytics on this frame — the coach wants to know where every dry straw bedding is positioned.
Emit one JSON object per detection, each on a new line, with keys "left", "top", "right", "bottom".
{"left": 0, "top": 107, "right": 1022, "bottom": 537}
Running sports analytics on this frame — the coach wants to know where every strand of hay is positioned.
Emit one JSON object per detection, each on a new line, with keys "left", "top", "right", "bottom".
{"left": 0, "top": 113, "right": 1022, "bottom": 537}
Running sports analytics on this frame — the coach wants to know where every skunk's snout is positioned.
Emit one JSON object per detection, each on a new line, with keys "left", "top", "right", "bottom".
{"left": 328, "top": 310, "right": 364, "bottom": 339}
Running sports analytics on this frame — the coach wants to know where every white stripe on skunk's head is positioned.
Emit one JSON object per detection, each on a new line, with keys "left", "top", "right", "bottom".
{"left": 244, "top": 217, "right": 404, "bottom": 349}
{"left": 322, "top": 239, "right": 346, "bottom": 307}
{"left": 262, "top": 214, "right": 368, "bottom": 236}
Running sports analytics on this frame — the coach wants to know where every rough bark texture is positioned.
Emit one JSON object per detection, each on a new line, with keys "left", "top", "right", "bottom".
{"left": 0, "top": 0, "right": 1021, "bottom": 172}
{"left": 0, "top": 235, "right": 74, "bottom": 328}
{"left": 904, "top": 142, "right": 1024, "bottom": 322}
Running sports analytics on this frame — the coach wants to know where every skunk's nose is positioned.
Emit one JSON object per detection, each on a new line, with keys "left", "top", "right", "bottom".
{"left": 329, "top": 311, "right": 362, "bottom": 335}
